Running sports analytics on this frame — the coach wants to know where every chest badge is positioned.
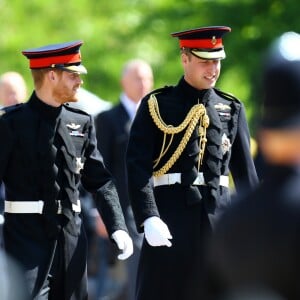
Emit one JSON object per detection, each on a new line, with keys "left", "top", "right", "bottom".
{"left": 221, "top": 133, "right": 232, "bottom": 155}
{"left": 67, "top": 122, "right": 80, "bottom": 130}
{"left": 215, "top": 103, "right": 231, "bottom": 118}
{"left": 75, "top": 157, "right": 84, "bottom": 174}
{"left": 214, "top": 103, "right": 231, "bottom": 111}
{"left": 66, "top": 123, "right": 84, "bottom": 137}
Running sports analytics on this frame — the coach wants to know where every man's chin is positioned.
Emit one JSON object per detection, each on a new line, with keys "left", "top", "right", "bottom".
{"left": 67, "top": 97, "right": 78, "bottom": 103}
{"left": 67, "top": 92, "right": 80, "bottom": 103}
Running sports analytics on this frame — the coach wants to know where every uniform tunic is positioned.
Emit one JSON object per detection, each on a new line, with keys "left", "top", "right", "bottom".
{"left": 126, "top": 77, "right": 258, "bottom": 300}
{"left": 0, "top": 92, "right": 127, "bottom": 299}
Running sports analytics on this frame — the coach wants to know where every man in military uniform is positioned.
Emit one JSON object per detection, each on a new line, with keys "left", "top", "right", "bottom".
{"left": 0, "top": 41, "right": 133, "bottom": 299}
{"left": 126, "top": 26, "right": 258, "bottom": 300}
{"left": 204, "top": 31, "right": 300, "bottom": 300}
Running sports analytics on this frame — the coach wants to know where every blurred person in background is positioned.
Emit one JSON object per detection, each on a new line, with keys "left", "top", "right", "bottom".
{"left": 94, "top": 58, "right": 154, "bottom": 300}
{"left": 204, "top": 31, "right": 300, "bottom": 300}
{"left": 0, "top": 71, "right": 27, "bottom": 107}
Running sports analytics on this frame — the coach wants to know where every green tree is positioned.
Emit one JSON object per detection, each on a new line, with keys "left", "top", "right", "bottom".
{"left": 1, "top": 0, "right": 299, "bottom": 134}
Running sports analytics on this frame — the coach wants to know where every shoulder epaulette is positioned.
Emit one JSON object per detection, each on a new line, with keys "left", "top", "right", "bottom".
{"left": 214, "top": 88, "right": 241, "bottom": 103}
{"left": 150, "top": 85, "right": 173, "bottom": 96}
{"left": 0, "top": 103, "right": 24, "bottom": 116}
{"left": 142, "top": 85, "right": 173, "bottom": 103}
{"left": 64, "top": 103, "right": 90, "bottom": 116}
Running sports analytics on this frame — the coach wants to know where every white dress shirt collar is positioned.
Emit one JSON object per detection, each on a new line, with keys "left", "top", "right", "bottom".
{"left": 120, "top": 93, "right": 140, "bottom": 121}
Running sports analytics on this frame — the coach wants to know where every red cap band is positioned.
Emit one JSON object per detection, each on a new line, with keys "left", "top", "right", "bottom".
{"left": 29, "top": 53, "right": 81, "bottom": 68}
{"left": 179, "top": 38, "right": 223, "bottom": 49}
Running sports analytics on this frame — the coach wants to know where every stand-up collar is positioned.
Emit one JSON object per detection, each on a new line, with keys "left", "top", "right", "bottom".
{"left": 176, "top": 77, "right": 209, "bottom": 104}
{"left": 27, "top": 91, "right": 62, "bottom": 121}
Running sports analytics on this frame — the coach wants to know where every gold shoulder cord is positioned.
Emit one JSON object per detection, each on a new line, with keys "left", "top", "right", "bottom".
{"left": 148, "top": 94, "right": 209, "bottom": 177}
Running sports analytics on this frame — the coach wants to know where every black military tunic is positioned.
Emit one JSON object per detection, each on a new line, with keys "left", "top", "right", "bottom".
{"left": 0, "top": 92, "right": 127, "bottom": 299}
{"left": 126, "top": 77, "right": 258, "bottom": 300}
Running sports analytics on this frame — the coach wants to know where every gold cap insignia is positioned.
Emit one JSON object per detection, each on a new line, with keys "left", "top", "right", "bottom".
{"left": 211, "top": 36, "right": 217, "bottom": 45}
{"left": 0, "top": 110, "right": 5, "bottom": 116}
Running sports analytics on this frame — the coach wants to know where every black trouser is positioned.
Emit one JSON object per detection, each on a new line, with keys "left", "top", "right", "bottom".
{"left": 39, "top": 231, "right": 65, "bottom": 300}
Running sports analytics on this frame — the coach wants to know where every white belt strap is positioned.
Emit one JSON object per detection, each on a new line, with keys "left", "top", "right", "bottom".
{"left": 5, "top": 200, "right": 44, "bottom": 214}
{"left": 153, "top": 172, "right": 229, "bottom": 188}
{"left": 72, "top": 200, "right": 81, "bottom": 212}
{"left": 153, "top": 173, "right": 181, "bottom": 186}
{"left": 219, "top": 175, "right": 229, "bottom": 188}
{"left": 4, "top": 200, "right": 81, "bottom": 214}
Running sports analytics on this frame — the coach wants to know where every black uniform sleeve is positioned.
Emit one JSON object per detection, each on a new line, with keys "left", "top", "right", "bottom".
{"left": 126, "top": 97, "right": 160, "bottom": 232}
{"left": 229, "top": 103, "right": 259, "bottom": 192}
{"left": 81, "top": 116, "right": 127, "bottom": 236}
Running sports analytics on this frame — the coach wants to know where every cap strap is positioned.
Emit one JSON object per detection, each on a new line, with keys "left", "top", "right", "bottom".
{"left": 180, "top": 38, "right": 223, "bottom": 49}
{"left": 29, "top": 53, "right": 81, "bottom": 68}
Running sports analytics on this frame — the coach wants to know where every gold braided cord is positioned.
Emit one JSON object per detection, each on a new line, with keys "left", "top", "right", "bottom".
{"left": 148, "top": 94, "right": 209, "bottom": 177}
{"left": 153, "top": 131, "right": 174, "bottom": 168}
{"left": 197, "top": 112, "right": 209, "bottom": 170}
{"left": 149, "top": 94, "right": 201, "bottom": 134}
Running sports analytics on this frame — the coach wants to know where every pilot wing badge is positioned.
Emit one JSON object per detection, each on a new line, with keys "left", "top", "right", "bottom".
{"left": 66, "top": 123, "right": 84, "bottom": 137}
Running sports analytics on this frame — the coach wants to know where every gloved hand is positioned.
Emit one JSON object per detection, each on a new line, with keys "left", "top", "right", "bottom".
{"left": 144, "top": 216, "right": 173, "bottom": 247}
{"left": 111, "top": 230, "right": 134, "bottom": 260}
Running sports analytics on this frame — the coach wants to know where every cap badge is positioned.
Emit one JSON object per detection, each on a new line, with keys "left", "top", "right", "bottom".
{"left": 211, "top": 36, "right": 217, "bottom": 45}
{"left": 0, "top": 110, "right": 5, "bottom": 116}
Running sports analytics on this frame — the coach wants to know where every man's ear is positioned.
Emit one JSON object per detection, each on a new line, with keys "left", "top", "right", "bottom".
{"left": 47, "top": 70, "right": 56, "bottom": 82}
{"left": 181, "top": 52, "right": 189, "bottom": 65}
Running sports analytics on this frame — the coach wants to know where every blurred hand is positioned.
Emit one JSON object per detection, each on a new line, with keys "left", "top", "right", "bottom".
{"left": 111, "top": 230, "right": 134, "bottom": 260}
{"left": 144, "top": 216, "right": 173, "bottom": 247}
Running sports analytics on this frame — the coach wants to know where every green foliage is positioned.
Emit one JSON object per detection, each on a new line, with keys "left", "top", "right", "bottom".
{"left": 1, "top": 0, "right": 300, "bottom": 134}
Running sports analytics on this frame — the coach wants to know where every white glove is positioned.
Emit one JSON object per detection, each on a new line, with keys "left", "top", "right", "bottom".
{"left": 144, "top": 216, "right": 173, "bottom": 247}
{"left": 111, "top": 230, "right": 134, "bottom": 260}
